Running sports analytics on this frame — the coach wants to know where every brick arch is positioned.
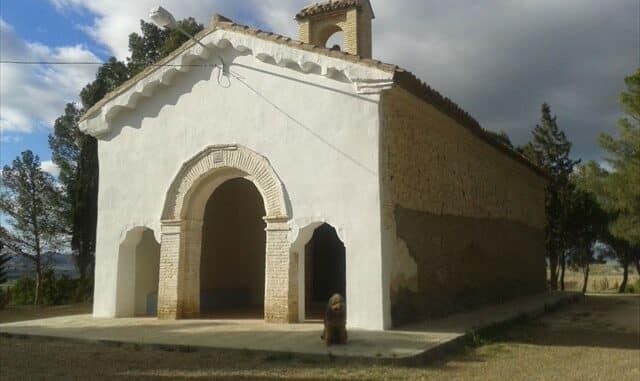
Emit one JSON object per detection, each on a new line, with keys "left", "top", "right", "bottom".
{"left": 157, "top": 144, "right": 297, "bottom": 323}
{"left": 316, "top": 24, "right": 343, "bottom": 48}
{"left": 161, "top": 144, "right": 289, "bottom": 221}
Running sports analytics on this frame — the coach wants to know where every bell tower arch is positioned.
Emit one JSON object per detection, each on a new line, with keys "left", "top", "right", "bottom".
{"left": 296, "top": 0, "right": 375, "bottom": 58}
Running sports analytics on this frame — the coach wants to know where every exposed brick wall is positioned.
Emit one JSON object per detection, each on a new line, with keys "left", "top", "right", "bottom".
{"left": 181, "top": 220, "right": 203, "bottom": 319}
{"left": 158, "top": 222, "right": 181, "bottom": 319}
{"left": 158, "top": 145, "right": 295, "bottom": 323}
{"left": 264, "top": 225, "right": 297, "bottom": 322}
{"left": 380, "top": 87, "right": 548, "bottom": 326}
{"left": 296, "top": 8, "right": 372, "bottom": 58}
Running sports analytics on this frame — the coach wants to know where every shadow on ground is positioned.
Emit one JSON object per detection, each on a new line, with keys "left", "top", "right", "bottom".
{"left": 1, "top": 295, "right": 638, "bottom": 381}
{"left": 466, "top": 294, "right": 639, "bottom": 351}
{"left": 0, "top": 303, "right": 92, "bottom": 324}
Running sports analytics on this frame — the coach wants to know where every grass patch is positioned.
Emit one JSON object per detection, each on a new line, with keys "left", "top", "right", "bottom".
{"left": 465, "top": 314, "right": 532, "bottom": 348}
{"left": 482, "top": 343, "right": 511, "bottom": 357}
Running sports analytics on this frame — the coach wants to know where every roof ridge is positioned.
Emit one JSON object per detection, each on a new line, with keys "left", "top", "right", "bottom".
{"left": 296, "top": 0, "right": 366, "bottom": 19}
{"left": 214, "top": 19, "right": 392, "bottom": 70}
{"left": 79, "top": 14, "right": 547, "bottom": 179}
{"left": 80, "top": 25, "right": 217, "bottom": 123}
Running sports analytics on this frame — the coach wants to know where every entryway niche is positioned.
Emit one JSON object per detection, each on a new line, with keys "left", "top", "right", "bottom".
{"left": 199, "top": 178, "right": 266, "bottom": 318}
{"left": 115, "top": 227, "right": 160, "bottom": 317}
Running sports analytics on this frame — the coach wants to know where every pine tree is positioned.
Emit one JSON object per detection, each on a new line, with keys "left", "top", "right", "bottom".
{"left": 0, "top": 151, "right": 65, "bottom": 304}
{"left": 577, "top": 70, "right": 640, "bottom": 291}
{"left": 598, "top": 69, "right": 640, "bottom": 247}
{"left": 127, "top": 18, "right": 203, "bottom": 76}
{"left": 522, "top": 103, "right": 580, "bottom": 290}
{"left": 566, "top": 171, "right": 608, "bottom": 293}
{"left": 48, "top": 104, "right": 90, "bottom": 278}
{"left": 0, "top": 241, "right": 9, "bottom": 308}
{"left": 49, "top": 18, "right": 204, "bottom": 281}
{"left": 0, "top": 241, "right": 10, "bottom": 285}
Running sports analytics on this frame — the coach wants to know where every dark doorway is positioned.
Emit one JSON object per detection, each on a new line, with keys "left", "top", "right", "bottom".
{"left": 305, "top": 223, "right": 346, "bottom": 319}
{"left": 200, "top": 178, "right": 266, "bottom": 318}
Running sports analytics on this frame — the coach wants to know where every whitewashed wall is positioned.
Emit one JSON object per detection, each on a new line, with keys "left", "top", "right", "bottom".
{"left": 88, "top": 45, "right": 392, "bottom": 329}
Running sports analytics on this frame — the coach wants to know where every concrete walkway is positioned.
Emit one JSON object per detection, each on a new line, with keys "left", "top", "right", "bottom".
{"left": 0, "top": 292, "right": 580, "bottom": 364}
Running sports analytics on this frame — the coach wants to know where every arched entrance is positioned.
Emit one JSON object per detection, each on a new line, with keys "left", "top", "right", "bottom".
{"left": 200, "top": 178, "right": 266, "bottom": 318}
{"left": 305, "top": 224, "right": 346, "bottom": 319}
{"left": 319, "top": 25, "right": 344, "bottom": 51}
{"left": 158, "top": 145, "right": 295, "bottom": 322}
{"left": 289, "top": 221, "right": 347, "bottom": 322}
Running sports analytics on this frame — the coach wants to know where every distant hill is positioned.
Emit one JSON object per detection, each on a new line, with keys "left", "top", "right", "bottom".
{"left": 3, "top": 252, "right": 79, "bottom": 283}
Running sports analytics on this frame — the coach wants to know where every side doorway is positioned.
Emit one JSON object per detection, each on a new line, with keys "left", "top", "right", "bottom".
{"left": 304, "top": 224, "right": 346, "bottom": 320}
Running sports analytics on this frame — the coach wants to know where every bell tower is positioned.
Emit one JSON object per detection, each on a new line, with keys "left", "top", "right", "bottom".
{"left": 295, "top": 0, "right": 375, "bottom": 58}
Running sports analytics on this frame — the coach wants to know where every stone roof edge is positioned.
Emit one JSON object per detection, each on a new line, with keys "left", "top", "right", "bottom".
{"left": 217, "top": 18, "right": 548, "bottom": 180}
{"left": 79, "top": 26, "right": 216, "bottom": 123}
{"left": 393, "top": 70, "right": 550, "bottom": 180}
{"left": 214, "top": 19, "right": 395, "bottom": 72}
{"left": 295, "top": 0, "right": 375, "bottom": 20}
{"left": 78, "top": 18, "right": 396, "bottom": 131}
{"left": 78, "top": 15, "right": 548, "bottom": 179}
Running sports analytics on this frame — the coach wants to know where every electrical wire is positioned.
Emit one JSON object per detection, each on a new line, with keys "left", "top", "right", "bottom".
{"left": 0, "top": 60, "right": 222, "bottom": 67}
{"left": 0, "top": 57, "right": 377, "bottom": 176}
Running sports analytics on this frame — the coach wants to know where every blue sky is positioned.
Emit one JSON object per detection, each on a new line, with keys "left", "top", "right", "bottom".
{"left": 2, "top": 0, "right": 100, "bottom": 54}
{"left": 0, "top": 0, "right": 264, "bottom": 173}
{"left": 1, "top": 0, "right": 638, "bottom": 176}
{"left": 0, "top": 0, "right": 101, "bottom": 172}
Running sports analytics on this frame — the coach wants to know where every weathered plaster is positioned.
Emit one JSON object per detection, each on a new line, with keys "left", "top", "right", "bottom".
{"left": 390, "top": 236, "right": 418, "bottom": 294}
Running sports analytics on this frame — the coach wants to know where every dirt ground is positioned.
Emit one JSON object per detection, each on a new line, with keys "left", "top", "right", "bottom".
{"left": 0, "top": 303, "right": 91, "bottom": 324}
{"left": 0, "top": 295, "right": 638, "bottom": 381}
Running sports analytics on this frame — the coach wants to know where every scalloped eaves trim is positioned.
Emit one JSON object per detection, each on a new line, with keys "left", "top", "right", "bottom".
{"left": 78, "top": 28, "right": 395, "bottom": 138}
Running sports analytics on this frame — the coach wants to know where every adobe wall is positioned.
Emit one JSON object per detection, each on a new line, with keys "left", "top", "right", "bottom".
{"left": 380, "top": 87, "right": 548, "bottom": 326}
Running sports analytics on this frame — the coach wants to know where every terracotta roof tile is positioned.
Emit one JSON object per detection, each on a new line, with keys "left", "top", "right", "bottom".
{"left": 80, "top": 15, "right": 547, "bottom": 179}
{"left": 215, "top": 20, "right": 548, "bottom": 178}
{"left": 295, "top": 0, "right": 363, "bottom": 19}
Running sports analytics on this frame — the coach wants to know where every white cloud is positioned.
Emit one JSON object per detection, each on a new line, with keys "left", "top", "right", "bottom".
{"left": 249, "top": 0, "right": 638, "bottom": 161}
{"left": 50, "top": 1, "right": 225, "bottom": 59}
{"left": 48, "top": 0, "right": 638, "bottom": 162}
{"left": 250, "top": 0, "right": 301, "bottom": 37}
{"left": 0, "top": 18, "right": 100, "bottom": 133}
{"left": 41, "top": 160, "right": 61, "bottom": 177}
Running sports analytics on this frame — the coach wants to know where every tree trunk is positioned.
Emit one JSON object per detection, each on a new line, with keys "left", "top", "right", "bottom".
{"left": 618, "top": 262, "right": 629, "bottom": 293}
{"left": 635, "top": 259, "right": 640, "bottom": 277}
{"left": 560, "top": 253, "right": 566, "bottom": 291}
{"left": 71, "top": 136, "right": 98, "bottom": 283}
{"left": 582, "top": 264, "right": 590, "bottom": 294}
{"left": 549, "top": 251, "right": 559, "bottom": 290}
{"left": 31, "top": 192, "right": 43, "bottom": 305}
{"left": 73, "top": 233, "right": 92, "bottom": 281}
{"left": 75, "top": 244, "right": 89, "bottom": 281}
{"left": 34, "top": 259, "right": 41, "bottom": 305}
